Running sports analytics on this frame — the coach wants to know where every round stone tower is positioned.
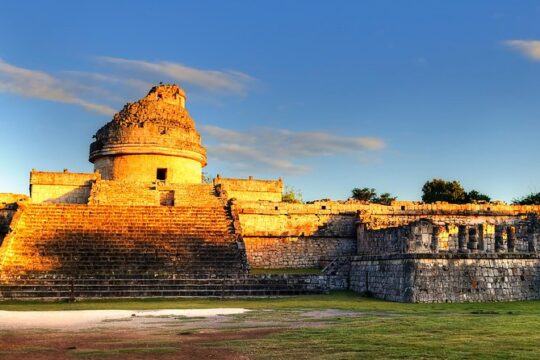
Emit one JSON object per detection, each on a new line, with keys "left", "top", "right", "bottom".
{"left": 89, "top": 84, "right": 207, "bottom": 183}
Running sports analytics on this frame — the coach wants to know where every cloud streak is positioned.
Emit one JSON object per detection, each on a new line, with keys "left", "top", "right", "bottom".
{"left": 201, "top": 125, "right": 385, "bottom": 175}
{"left": 98, "top": 56, "right": 253, "bottom": 93}
{"left": 0, "top": 59, "right": 116, "bottom": 115}
{"left": 0, "top": 57, "right": 254, "bottom": 115}
{"left": 504, "top": 40, "right": 540, "bottom": 60}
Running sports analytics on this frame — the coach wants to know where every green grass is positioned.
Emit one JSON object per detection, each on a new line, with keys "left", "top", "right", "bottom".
{"left": 72, "top": 347, "right": 178, "bottom": 358}
{"left": 251, "top": 267, "right": 322, "bottom": 275}
{"left": 1, "top": 291, "right": 539, "bottom": 314}
{"left": 3, "top": 292, "right": 540, "bottom": 359}
{"left": 223, "top": 312, "right": 540, "bottom": 359}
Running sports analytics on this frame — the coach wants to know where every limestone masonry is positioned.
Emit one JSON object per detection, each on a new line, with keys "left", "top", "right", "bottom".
{"left": 1, "top": 84, "right": 540, "bottom": 302}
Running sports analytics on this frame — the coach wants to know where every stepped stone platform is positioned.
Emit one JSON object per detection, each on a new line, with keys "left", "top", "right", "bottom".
{"left": 0, "top": 203, "right": 246, "bottom": 277}
{"left": 0, "top": 185, "right": 330, "bottom": 299}
{"left": 0, "top": 274, "right": 329, "bottom": 299}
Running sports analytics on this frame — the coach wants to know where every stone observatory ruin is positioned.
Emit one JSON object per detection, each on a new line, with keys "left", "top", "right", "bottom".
{"left": 1, "top": 84, "right": 540, "bottom": 303}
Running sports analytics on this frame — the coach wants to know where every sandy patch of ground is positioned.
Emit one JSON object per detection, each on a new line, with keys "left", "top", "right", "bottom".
{"left": 0, "top": 308, "right": 360, "bottom": 359}
{"left": 0, "top": 308, "right": 248, "bottom": 330}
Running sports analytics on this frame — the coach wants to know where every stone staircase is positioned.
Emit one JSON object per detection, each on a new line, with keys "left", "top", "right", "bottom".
{"left": 0, "top": 185, "right": 329, "bottom": 298}
{"left": 0, "top": 203, "right": 246, "bottom": 277}
{"left": 0, "top": 274, "right": 328, "bottom": 299}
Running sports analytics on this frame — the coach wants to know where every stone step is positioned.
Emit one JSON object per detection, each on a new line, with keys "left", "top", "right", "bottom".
{"left": 0, "top": 274, "right": 329, "bottom": 298}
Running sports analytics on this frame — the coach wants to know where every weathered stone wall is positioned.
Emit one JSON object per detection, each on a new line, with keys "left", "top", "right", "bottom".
{"left": 350, "top": 254, "right": 540, "bottom": 303}
{"left": 0, "top": 194, "right": 29, "bottom": 244}
{"left": 350, "top": 256, "right": 412, "bottom": 302}
{"left": 357, "top": 217, "right": 537, "bottom": 255}
{"left": 90, "top": 85, "right": 206, "bottom": 184}
{"left": 234, "top": 201, "right": 360, "bottom": 268}
{"left": 244, "top": 237, "right": 355, "bottom": 268}
{"left": 215, "top": 176, "right": 283, "bottom": 202}
{"left": 88, "top": 180, "right": 159, "bottom": 205}
{"left": 88, "top": 181, "right": 219, "bottom": 206}
{"left": 93, "top": 154, "right": 203, "bottom": 184}
{"left": 29, "top": 170, "right": 99, "bottom": 204}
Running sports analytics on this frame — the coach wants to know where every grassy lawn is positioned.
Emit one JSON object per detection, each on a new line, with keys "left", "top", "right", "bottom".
{"left": 2, "top": 292, "right": 540, "bottom": 359}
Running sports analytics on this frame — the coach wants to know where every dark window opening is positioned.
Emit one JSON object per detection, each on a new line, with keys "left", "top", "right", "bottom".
{"left": 401, "top": 206, "right": 406, "bottom": 211}
{"left": 159, "top": 126, "right": 167, "bottom": 135}
{"left": 157, "top": 168, "right": 167, "bottom": 181}
{"left": 321, "top": 205, "right": 327, "bottom": 210}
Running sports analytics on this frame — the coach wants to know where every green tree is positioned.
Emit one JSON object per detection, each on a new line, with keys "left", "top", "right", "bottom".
{"left": 421, "top": 179, "right": 467, "bottom": 204}
{"left": 512, "top": 192, "right": 540, "bottom": 205}
{"left": 282, "top": 186, "right": 303, "bottom": 203}
{"left": 351, "top": 188, "right": 396, "bottom": 205}
{"left": 351, "top": 188, "right": 377, "bottom": 202}
{"left": 373, "top": 192, "right": 397, "bottom": 205}
{"left": 466, "top": 190, "right": 491, "bottom": 203}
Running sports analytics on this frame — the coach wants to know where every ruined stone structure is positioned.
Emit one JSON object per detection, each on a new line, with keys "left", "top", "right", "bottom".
{"left": 90, "top": 85, "right": 206, "bottom": 184}
{"left": 2, "top": 84, "right": 540, "bottom": 302}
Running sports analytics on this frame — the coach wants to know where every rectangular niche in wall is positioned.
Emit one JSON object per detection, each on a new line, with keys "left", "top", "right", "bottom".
{"left": 159, "top": 190, "right": 175, "bottom": 206}
{"left": 156, "top": 168, "right": 167, "bottom": 181}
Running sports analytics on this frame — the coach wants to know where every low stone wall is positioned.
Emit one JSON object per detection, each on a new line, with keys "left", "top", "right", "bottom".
{"left": 215, "top": 176, "right": 283, "bottom": 202}
{"left": 30, "top": 170, "right": 99, "bottom": 204}
{"left": 245, "top": 237, "right": 355, "bottom": 268}
{"left": 234, "top": 201, "right": 358, "bottom": 268}
{"left": 88, "top": 180, "right": 158, "bottom": 205}
{"left": 350, "top": 254, "right": 540, "bottom": 303}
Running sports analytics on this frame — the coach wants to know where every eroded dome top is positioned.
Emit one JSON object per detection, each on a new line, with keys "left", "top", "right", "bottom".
{"left": 89, "top": 84, "right": 206, "bottom": 166}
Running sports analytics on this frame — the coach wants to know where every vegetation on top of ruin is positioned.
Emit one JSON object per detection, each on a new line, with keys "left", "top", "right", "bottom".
{"left": 512, "top": 192, "right": 540, "bottom": 205}
{"left": 350, "top": 187, "right": 396, "bottom": 205}
{"left": 282, "top": 186, "right": 304, "bottom": 203}
{"left": 421, "top": 179, "right": 491, "bottom": 204}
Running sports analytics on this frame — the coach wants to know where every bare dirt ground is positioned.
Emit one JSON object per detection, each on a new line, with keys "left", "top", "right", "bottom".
{"left": 0, "top": 308, "right": 357, "bottom": 359}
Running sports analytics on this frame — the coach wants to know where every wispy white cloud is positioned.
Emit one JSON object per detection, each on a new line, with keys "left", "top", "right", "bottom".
{"left": 201, "top": 125, "right": 385, "bottom": 175}
{"left": 0, "top": 59, "right": 116, "bottom": 115}
{"left": 98, "top": 56, "right": 253, "bottom": 93}
{"left": 0, "top": 57, "right": 254, "bottom": 115}
{"left": 503, "top": 40, "right": 540, "bottom": 60}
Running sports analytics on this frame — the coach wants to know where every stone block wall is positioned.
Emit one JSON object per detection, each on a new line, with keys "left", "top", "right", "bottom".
{"left": 88, "top": 180, "right": 159, "bottom": 205}
{"left": 215, "top": 176, "right": 283, "bottom": 202}
{"left": 350, "top": 256, "right": 412, "bottom": 302}
{"left": 350, "top": 254, "right": 540, "bottom": 303}
{"left": 88, "top": 181, "right": 219, "bottom": 206}
{"left": 30, "top": 170, "right": 99, "bottom": 204}
{"left": 233, "top": 201, "right": 360, "bottom": 268}
{"left": 0, "top": 194, "right": 29, "bottom": 244}
{"left": 244, "top": 237, "right": 355, "bottom": 268}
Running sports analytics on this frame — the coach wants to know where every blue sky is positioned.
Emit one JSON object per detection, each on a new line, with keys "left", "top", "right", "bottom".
{"left": 1, "top": 1, "right": 540, "bottom": 201}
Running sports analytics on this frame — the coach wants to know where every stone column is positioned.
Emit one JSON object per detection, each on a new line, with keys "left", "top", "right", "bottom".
{"left": 467, "top": 226, "right": 479, "bottom": 253}
{"left": 507, "top": 226, "right": 516, "bottom": 253}
{"left": 356, "top": 222, "right": 367, "bottom": 255}
{"left": 431, "top": 226, "right": 441, "bottom": 253}
{"left": 495, "top": 225, "right": 506, "bottom": 253}
{"left": 528, "top": 225, "right": 536, "bottom": 253}
{"left": 458, "top": 225, "right": 469, "bottom": 253}
{"left": 477, "top": 224, "right": 486, "bottom": 252}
